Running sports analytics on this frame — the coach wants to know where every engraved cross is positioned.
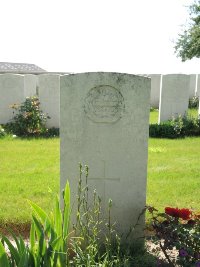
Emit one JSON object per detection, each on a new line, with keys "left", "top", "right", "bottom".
{"left": 88, "top": 160, "right": 120, "bottom": 205}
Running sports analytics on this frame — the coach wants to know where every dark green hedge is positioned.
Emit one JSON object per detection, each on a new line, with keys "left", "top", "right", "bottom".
{"left": 149, "top": 115, "right": 200, "bottom": 138}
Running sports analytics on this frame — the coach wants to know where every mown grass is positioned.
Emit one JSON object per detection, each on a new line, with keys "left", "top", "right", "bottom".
{"left": 0, "top": 137, "right": 59, "bottom": 225}
{"left": 0, "top": 136, "right": 199, "bottom": 228}
{"left": 149, "top": 107, "right": 199, "bottom": 124}
{"left": 147, "top": 137, "right": 200, "bottom": 212}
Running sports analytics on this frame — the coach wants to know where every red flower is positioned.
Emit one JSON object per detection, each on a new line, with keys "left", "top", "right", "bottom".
{"left": 178, "top": 208, "right": 192, "bottom": 220}
{"left": 165, "top": 207, "right": 192, "bottom": 220}
{"left": 165, "top": 207, "right": 179, "bottom": 217}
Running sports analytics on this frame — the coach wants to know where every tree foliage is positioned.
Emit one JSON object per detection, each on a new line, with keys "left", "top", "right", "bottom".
{"left": 175, "top": 0, "right": 200, "bottom": 61}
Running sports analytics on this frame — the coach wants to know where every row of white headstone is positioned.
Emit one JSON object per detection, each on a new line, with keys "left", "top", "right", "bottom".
{"left": 154, "top": 74, "right": 196, "bottom": 123}
{"left": 0, "top": 72, "right": 199, "bottom": 241}
{"left": 0, "top": 73, "right": 60, "bottom": 128}
{"left": 0, "top": 73, "right": 199, "bottom": 127}
{"left": 149, "top": 74, "right": 200, "bottom": 108}
{"left": 148, "top": 74, "right": 200, "bottom": 123}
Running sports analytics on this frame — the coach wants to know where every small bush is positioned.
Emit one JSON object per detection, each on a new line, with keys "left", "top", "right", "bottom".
{"left": 149, "top": 115, "right": 200, "bottom": 138}
{"left": 4, "top": 96, "right": 49, "bottom": 137}
{"left": 188, "top": 96, "right": 199, "bottom": 109}
{"left": 0, "top": 125, "right": 6, "bottom": 138}
{"left": 150, "top": 107, "right": 158, "bottom": 112}
{"left": 43, "top": 127, "right": 59, "bottom": 137}
{"left": 147, "top": 206, "right": 200, "bottom": 267}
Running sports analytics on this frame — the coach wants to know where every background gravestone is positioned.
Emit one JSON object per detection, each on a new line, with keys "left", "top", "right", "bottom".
{"left": 0, "top": 74, "right": 37, "bottom": 124}
{"left": 38, "top": 74, "right": 60, "bottom": 128}
{"left": 196, "top": 74, "right": 200, "bottom": 97}
{"left": 199, "top": 98, "right": 200, "bottom": 116}
{"left": 60, "top": 72, "right": 150, "bottom": 238}
{"left": 24, "top": 74, "right": 37, "bottom": 97}
{"left": 148, "top": 74, "right": 162, "bottom": 109}
{"left": 189, "top": 74, "right": 197, "bottom": 98}
{"left": 0, "top": 74, "right": 25, "bottom": 124}
{"left": 159, "top": 74, "right": 190, "bottom": 123}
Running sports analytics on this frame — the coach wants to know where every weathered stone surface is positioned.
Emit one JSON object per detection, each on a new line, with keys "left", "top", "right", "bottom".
{"left": 60, "top": 72, "right": 150, "bottom": 239}
{"left": 159, "top": 74, "right": 190, "bottom": 123}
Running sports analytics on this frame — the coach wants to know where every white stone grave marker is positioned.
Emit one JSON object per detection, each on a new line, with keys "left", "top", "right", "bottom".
{"left": 60, "top": 72, "right": 150, "bottom": 239}
{"left": 0, "top": 74, "right": 24, "bottom": 124}
{"left": 159, "top": 74, "right": 190, "bottom": 123}
{"left": 38, "top": 74, "right": 60, "bottom": 128}
{"left": 24, "top": 74, "right": 37, "bottom": 97}
{"left": 148, "top": 74, "right": 162, "bottom": 108}
{"left": 189, "top": 74, "right": 197, "bottom": 98}
{"left": 196, "top": 74, "right": 200, "bottom": 97}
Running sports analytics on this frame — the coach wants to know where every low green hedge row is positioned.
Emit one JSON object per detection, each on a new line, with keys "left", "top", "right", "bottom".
{"left": 149, "top": 115, "right": 200, "bottom": 138}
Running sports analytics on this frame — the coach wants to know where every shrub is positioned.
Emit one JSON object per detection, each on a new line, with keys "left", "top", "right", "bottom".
{"left": 43, "top": 127, "right": 59, "bottom": 138}
{"left": 4, "top": 96, "right": 49, "bottom": 137}
{"left": 0, "top": 125, "right": 6, "bottom": 138}
{"left": 147, "top": 206, "right": 200, "bottom": 267}
{"left": 150, "top": 107, "right": 158, "bottom": 112}
{"left": 149, "top": 115, "right": 200, "bottom": 138}
{"left": 188, "top": 96, "right": 199, "bottom": 109}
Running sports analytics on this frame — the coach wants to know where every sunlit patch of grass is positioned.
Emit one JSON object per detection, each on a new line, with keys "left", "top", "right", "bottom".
{"left": 147, "top": 137, "right": 200, "bottom": 212}
{"left": 0, "top": 136, "right": 200, "bottom": 230}
{"left": 0, "top": 137, "right": 59, "bottom": 225}
{"left": 149, "top": 109, "right": 159, "bottom": 124}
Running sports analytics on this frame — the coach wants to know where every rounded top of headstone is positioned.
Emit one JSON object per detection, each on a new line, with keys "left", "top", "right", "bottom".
{"left": 84, "top": 85, "right": 125, "bottom": 123}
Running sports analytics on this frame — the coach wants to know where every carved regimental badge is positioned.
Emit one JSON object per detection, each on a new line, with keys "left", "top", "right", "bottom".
{"left": 84, "top": 85, "right": 125, "bottom": 123}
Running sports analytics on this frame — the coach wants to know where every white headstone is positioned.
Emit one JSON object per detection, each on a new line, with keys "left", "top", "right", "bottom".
{"left": 196, "top": 74, "right": 200, "bottom": 97}
{"left": 189, "top": 74, "right": 197, "bottom": 98}
{"left": 24, "top": 74, "right": 37, "bottom": 97}
{"left": 148, "top": 74, "right": 162, "bottom": 108}
{"left": 199, "top": 98, "right": 200, "bottom": 116}
{"left": 159, "top": 74, "right": 190, "bottom": 123}
{"left": 38, "top": 74, "right": 60, "bottom": 128}
{"left": 0, "top": 74, "right": 25, "bottom": 124}
{"left": 60, "top": 72, "right": 150, "bottom": 239}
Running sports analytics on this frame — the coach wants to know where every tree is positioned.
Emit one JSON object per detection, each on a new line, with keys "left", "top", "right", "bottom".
{"left": 175, "top": 0, "right": 200, "bottom": 61}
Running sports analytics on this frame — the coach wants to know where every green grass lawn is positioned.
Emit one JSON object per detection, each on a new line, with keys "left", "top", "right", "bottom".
{"left": 0, "top": 137, "right": 59, "bottom": 225}
{"left": 0, "top": 136, "right": 200, "bottom": 228}
{"left": 149, "top": 107, "right": 199, "bottom": 124}
{"left": 147, "top": 137, "right": 200, "bottom": 211}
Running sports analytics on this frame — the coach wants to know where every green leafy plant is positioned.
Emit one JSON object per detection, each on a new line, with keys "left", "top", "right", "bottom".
{"left": 149, "top": 114, "right": 200, "bottom": 138}
{"left": 0, "top": 125, "right": 6, "bottom": 138}
{"left": 0, "top": 165, "right": 157, "bottom": 266}
{"left": 189, "top": 96, "right": 199, "bottom": 109}
{"left": 147, "top": 206, "right": 200, "bottom": 267}
{"left": 71, "top": 164, "right": 156, "bottom": 266}
{"left": 4, "top": 96, "right": 49, "bottom": 137}
{"left": 0, "top": 181, "right": 71, "bottom": 266}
